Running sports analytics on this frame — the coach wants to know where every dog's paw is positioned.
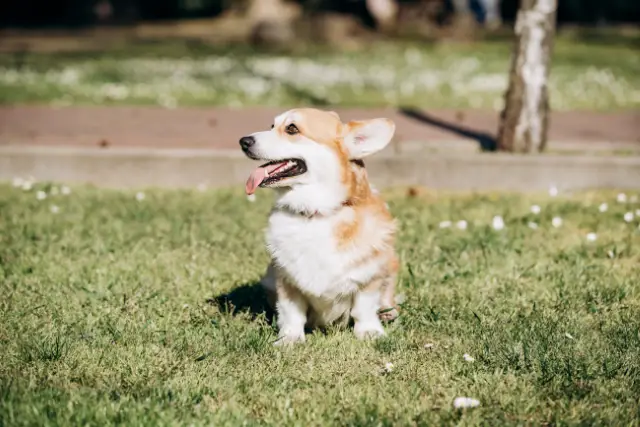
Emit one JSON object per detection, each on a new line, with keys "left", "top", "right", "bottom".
{"left": 354, "top": 321, "right": 385, "bottom": 340}
{"left": 377, "top": 306, "right": 399, "bottom": 323}
{"left": 273, "top": 334, "right": 305, "bottom": 347}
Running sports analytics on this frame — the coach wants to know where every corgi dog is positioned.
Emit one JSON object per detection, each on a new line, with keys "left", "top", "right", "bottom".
{"left": 240, "top": 108, "right": 399, "bottom": 345}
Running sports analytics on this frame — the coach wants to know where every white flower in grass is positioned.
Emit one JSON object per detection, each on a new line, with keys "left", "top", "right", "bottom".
{"left": 12, "top": 177, "right": 24, "bottom": 188}
{"left": 528, "top": 222, "right": 538, "bottom": 230}
{"left": 564, "top": 332, "right": 574, "bottom": 340}
{"left": 456, "top": 220, "right": 468, "bottom": 230}
{"left": 548, "top": 185, "right": 558, "bottom": 197}
{"left": 453, "top": 397, "right": 480, "bottom": 409}
{"left": 61, "top": 185, "right": 71, "bottom": 195}
{"left": 383, "top": 362, "right": 394, "bottom": 373}
{"left": 530, "top": 205, "right": 541, "bottom": 214}
{"left": 50, "top": 205, "right": 60, "bottom": 214}
{"left": 623, "top": 212, "right": 634, "bottom": 223}
{"left": 424, "top": 343, "right": 435, "bottom": 349}
{"left": 463, "top": 353, "right": 475, "bottom": 362}
{"left": 552, "top": 217, "right": 563, "bottom": 228}
{"left": 246, "top": 194, "right": 256, "bottom": 203}
{"left": 617, "top": 193, "right": 627, "bottom": 203}
{"left": 135, "top": 192, "right": 146, "bottom": 201}
{"left": 586, "top": 232, "right": 597, "bottom": 242}
{"left": 439, "top": 220, "right": 452, "bottom": 229}
{"left": 492, "top": 216, "right": 505, "bottom": 230}
{"left": 598, "top": 203, "right": 608, "bottom": 213}
{"left": 36, "top": 190, "right": 47, "bottom": 200}
{"left": 22, "top": 181, "right": 33, "bottom": 191}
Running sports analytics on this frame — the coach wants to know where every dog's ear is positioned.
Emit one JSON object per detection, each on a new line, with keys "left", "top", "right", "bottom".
{"left": 343, "top": 118, "right": 395, "bottom": 159}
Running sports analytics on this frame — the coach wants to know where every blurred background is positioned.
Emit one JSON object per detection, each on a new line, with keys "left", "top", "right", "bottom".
{"left": 1, "top": 0, "right": 639, "bottom": 30}
{"left": 0, "top": 0, "right": 637, "bottom": 136}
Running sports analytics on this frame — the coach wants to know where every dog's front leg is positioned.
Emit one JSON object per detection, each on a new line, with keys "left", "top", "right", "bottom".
{"left": 274, "top": 277, "right": 308, "bottom": 346}
{"left": 352, "top": 282, "right": 385, "bottom": 340}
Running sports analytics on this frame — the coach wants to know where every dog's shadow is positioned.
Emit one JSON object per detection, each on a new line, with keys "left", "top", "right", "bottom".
{"left": 207, "top": 283, "right": 349, "bottom": 335}
{"left": 207, "top": 282, "right": 275, "bottom": 324}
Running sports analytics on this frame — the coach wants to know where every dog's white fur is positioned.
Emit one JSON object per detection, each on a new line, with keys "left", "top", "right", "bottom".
{"left": 241, "top": 108, "right": 399, "bottom": 345}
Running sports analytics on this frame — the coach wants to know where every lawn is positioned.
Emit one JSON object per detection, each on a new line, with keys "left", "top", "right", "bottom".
{"left": 0, "top": 182, "right": 639, "bottom": 426}
{"left": 0, "top": 34, "right": 638, "bottom": 111}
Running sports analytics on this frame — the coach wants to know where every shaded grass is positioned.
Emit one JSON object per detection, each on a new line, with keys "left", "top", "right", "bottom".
{"left": 0, "top": 184, "right": 639, "bottom": 426}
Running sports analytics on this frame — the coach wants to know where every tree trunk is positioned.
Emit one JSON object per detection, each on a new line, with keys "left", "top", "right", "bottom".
{"left": 497, "top": 0, "right": 557, "bottom": 153}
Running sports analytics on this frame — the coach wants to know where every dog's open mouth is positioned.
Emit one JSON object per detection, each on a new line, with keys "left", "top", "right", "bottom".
{"left": 245, "top": 159, "right": 307, "bottom": 195}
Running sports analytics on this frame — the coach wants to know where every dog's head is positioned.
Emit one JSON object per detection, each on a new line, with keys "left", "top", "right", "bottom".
{"left": 239, "top": 108, "right": 395, "bottom": 214}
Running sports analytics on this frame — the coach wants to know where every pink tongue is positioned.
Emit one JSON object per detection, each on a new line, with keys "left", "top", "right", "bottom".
{"left": 245, "top": 162, "right": 288, "bottom": 195}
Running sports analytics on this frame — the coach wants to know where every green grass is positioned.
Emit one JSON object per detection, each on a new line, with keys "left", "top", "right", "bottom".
{"left": 0, "top": 34, "right": 638, "bottom": 111}
{"left": 1, "top": 183, "right": 639, "bottom": 426}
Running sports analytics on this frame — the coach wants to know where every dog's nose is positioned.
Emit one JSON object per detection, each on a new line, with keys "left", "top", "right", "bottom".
{"left": 239, "top": 136, "right": 255, "bottom": 150}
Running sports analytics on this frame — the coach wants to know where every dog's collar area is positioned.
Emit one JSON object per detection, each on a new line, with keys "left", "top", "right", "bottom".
{"left": 285, "top": 199, "right": 353, "bottom": 219}
{"left": 279, "top": 159, "right": 365, "bottom": 218}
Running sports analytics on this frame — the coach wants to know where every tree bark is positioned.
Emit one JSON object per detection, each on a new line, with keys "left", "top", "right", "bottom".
{"left": 497, "top": 0, "right": 557, "bottom": 153}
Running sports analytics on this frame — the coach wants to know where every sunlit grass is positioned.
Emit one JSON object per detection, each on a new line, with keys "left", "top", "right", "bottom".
{"left": 0, "top": 182, "right": 639, "bottom": 425}
{"left": 0, "top": 36, "right": 637, "bottom": 111}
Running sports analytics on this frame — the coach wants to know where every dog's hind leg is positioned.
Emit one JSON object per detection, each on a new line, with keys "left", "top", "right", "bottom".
{"left": 377, "top": 272, "right": 400, "bottom": 323}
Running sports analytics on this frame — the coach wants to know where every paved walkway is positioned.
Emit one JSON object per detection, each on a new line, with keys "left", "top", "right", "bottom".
{"left": 0, "top": 106, "right": 638, "bottom": 150}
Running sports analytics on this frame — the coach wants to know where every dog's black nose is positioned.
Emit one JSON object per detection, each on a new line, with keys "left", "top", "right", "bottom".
{"left": 239, "top": 136, "right": 255, "bottom": 150}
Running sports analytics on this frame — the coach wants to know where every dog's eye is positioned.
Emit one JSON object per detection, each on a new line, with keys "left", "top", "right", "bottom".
{"left": 285, "top": 124, "right": 299, "bottom": 135}
{"left": 271, "top": 124, "right": 274, "bottom": 129}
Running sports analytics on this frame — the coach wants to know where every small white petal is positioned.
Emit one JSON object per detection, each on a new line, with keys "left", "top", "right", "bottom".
{"left": 530, "top": 205, "right": 541, "bottom": 214}
{"left": 607, "top": 250, "right": 615, "bottom": 259}
{"left": 598, "top": 203, "right": 608, "bottom": 213}
{"left": 456, "top": 220, "right": 468, "bottom": 230}
{"left": 246, "top": 194, "right": 256, "bottom": 203}
{"left": 552, "top": 217, "right": 563, "bottom": 228}
{"left": 135, "top": 192, "right": 146, "bottom": 201}
{"left": 383, "top": 362, "right": 394, "bottom": 373}
{"left": 439, "top": 220, "right": 452, "bottom": 229}
{"left": 453, "top": 397, "right": 480, "bottom": 409}
{"left": 424, "top": 343, "right": 435, "bottom": 349}
{"left": 565, "top": 332, "right": 574, "bottom": 340}
{"left": 183, "top": 303, "right": 190, "bottom": 309}
{"left": 586, "top": 232, "right": 597, "bottom": 242}
{"left": 623, "top": 212, "right": 634, "bottom": 223}
{"left": 50, "top": 205, "right": 60, "bottom": 214}
{"left": 548, "top": 185, "right": 558, "bottom": 197}
{"left": 36, "top": 191, "right": 47, "bottom": 200}
{"left": 463, "top": 353, "right": 475, "bottom": 362}
{"left": 528, "top": 222, "right": 538, "bottom": 230}
{"left": 617, "top": 193, "right": 627, "bottom": 203}
{"left": 60, "top": 186, "right": 71, "bottom": 195}
{"left": 492, "top": 216, "right": 505, "bottom": 230}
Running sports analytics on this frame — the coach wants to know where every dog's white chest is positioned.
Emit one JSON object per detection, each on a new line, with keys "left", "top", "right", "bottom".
{"left": 266, "top": 210, "right": 359, "bottom": 298}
